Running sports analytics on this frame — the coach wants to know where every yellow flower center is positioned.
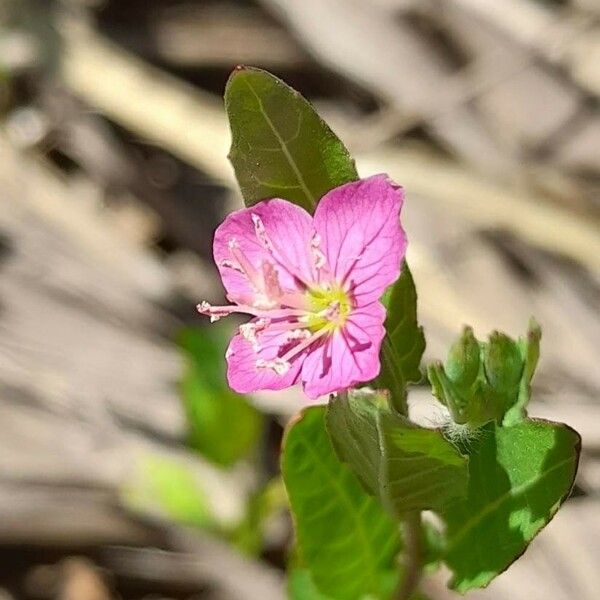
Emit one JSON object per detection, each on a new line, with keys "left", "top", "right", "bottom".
{"left": 306, "top": 284, "right": 352, "bottom": 333}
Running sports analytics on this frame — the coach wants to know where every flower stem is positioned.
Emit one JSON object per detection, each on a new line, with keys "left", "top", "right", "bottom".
{"left": 394, "top": 512, "right": 424, "bottom": 600}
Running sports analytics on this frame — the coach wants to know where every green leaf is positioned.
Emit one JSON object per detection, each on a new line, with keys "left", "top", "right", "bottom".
{"left": 377, "top": 264, "right": 426, "bottom": 413}
{"left": 381, "top": 264, "right": 426, "bottom": 384}
{"left": 289, "top": 569, "right": 334, "bottom": 600}
{"left": 440, "top": 419, "right": 580, "bottom": 592}
{"left": 288, "top": 569, "right": 409, "bottom": 600}
{"left": 504, "top": 318, "right": 541, "bottom": 426}
{"left": 178, "top": 326, "right": 263, "bottom": 467}
{"left": 327, "top": 390, "right": 468, "bottom": 518}
{"left": 122, "top": 454, "right": 214, "bottom": 529}
{"left": 225, "top": 66, "right": 358, "bottom": 213}
{"left": 325, "top": 389, "right": 385, "bottom": 495}
{"left": 379, "top": 413, "right": 468, "bottom": 515}
{"left": 282, "top": 406, "right": 400, "bottom": 600}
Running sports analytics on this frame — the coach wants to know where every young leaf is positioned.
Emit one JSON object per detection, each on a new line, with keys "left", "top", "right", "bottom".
{"left": 282, "top": 406, "right": 400, "bottom": 600}
{"left": 225, "top": 66, "right": 358, "bottom": 213}
{"left": 440, "top": 419, "right": 580, "bottom": 592}
{"left": 178, "top": 327, "right": 263, "bottom": 467}
{"left": 326, "top": 390, "right": 468, "bottom": 518}
{"left": 503, "top": 318, "right": 541, "bottom": 426}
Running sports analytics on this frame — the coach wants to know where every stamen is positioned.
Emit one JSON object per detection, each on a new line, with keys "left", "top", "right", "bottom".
{"left": 250, "top": 213, "right": 312, "bottom": 288}
{"left": 279, "top": 326, "right": 330, "bottom": 364}
{"left": 239, "top": 318, "right": 270, "bottom": 349}
{"left": 197, "top": 301, "right": 233, "bottom": 323}
{"left": 251, "top": 214, "right": 273, "bottom": 251}
{"left": 198, "top": 301, "right": 308, "bottom": 320}
{"left": 262, "top": 262, "right": 282, "bottom": 299}
{"left": 227, "top": 238, "right": 263, "bottom": 292}
{"left": 256, "top": 357, "right": 290, "bottom": 375}
{"left": 286, "top": 329, "right": 312, "bottom": 341}
{"left": 311, "top": 232, "right": 326, "bottom": 269}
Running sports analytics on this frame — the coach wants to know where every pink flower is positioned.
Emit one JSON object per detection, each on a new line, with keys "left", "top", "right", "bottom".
{"left": 198, "top": 175, "right": 407, "bottom": 399}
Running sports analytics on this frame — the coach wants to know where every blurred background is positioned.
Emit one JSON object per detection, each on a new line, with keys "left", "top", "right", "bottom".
{"left": 0, "top": 0, "right": 599, "bottom": 598}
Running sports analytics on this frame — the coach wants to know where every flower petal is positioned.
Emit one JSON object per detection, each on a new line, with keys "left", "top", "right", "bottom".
{"left": 301, "top": 302, "right": 386, "bottom": 398}
{"left": 226, "top": 323, "right": 305, "bottom": 393}
{"left": 313, "top": 174, "right": 406, "bottom": 306}
{"left": 214, "top": 199, "right": 315, "bottom": 303}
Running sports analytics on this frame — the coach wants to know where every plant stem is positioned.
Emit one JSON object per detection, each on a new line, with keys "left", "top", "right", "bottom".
{"left": 394, "top": 512, "right": 424, "bottom": 600}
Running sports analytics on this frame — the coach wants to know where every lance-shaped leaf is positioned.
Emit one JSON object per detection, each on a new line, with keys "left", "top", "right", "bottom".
{"left": 440, "top": 419, "right": 580, "bottom": 592}
{"left": 225, "top": 66, "right": 358, "bottom": 213}
{"left": 327, "top": 390, "right": 468, "bottom": 518}
{"left": 282, "top": 406, "right": 400, "bottom": 600}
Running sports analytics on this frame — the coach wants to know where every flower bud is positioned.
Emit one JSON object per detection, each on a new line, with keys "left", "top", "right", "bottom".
{"left": 445, "top": 326, "right": 480, "bottom": 390}
{"left": 483, "top": 332, "right": 523, "bottom": 398}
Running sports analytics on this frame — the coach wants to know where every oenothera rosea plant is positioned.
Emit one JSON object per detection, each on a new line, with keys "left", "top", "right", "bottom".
{"left": 198, "top": 67, "right": 581, "bottom": 600}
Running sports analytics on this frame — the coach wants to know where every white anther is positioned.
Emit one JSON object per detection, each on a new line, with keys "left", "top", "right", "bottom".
{"left": 239, "top": 318, "right": 270, "bottom": 349}
{"left": 310, "top": 233, "right": 326, "bottom": 269}
{"left": 196, "top": 301, "right": 226, "bottom": 322}
{"left": 198, "top": 300, "right": 211, "bottom": 312}
{"left": 239, "top": 322, "right": 257, "bottom": 345}
{"left": 256, "top": 357, "right": 290, "bottom": 375}
{"left": 286, "top": 329, "right": 311, "bottom": 341}
{"left": 251, "top": 213, "right": 273, "bottom": 250}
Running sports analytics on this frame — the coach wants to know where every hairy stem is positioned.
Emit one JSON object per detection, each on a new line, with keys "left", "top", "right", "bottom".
{"left": 394, "top": 512, "right": 424, "bottom": 600}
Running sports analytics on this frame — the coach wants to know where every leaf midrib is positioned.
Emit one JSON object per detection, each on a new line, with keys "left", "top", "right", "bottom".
{"left": 294, "top": 435, "right": 386, "bottom": 594}
{"left": 446, "top": 454, "right": 574, "bottom": 551}
{"left": 241, "top": 74, "right": 316, "bottom": 210}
